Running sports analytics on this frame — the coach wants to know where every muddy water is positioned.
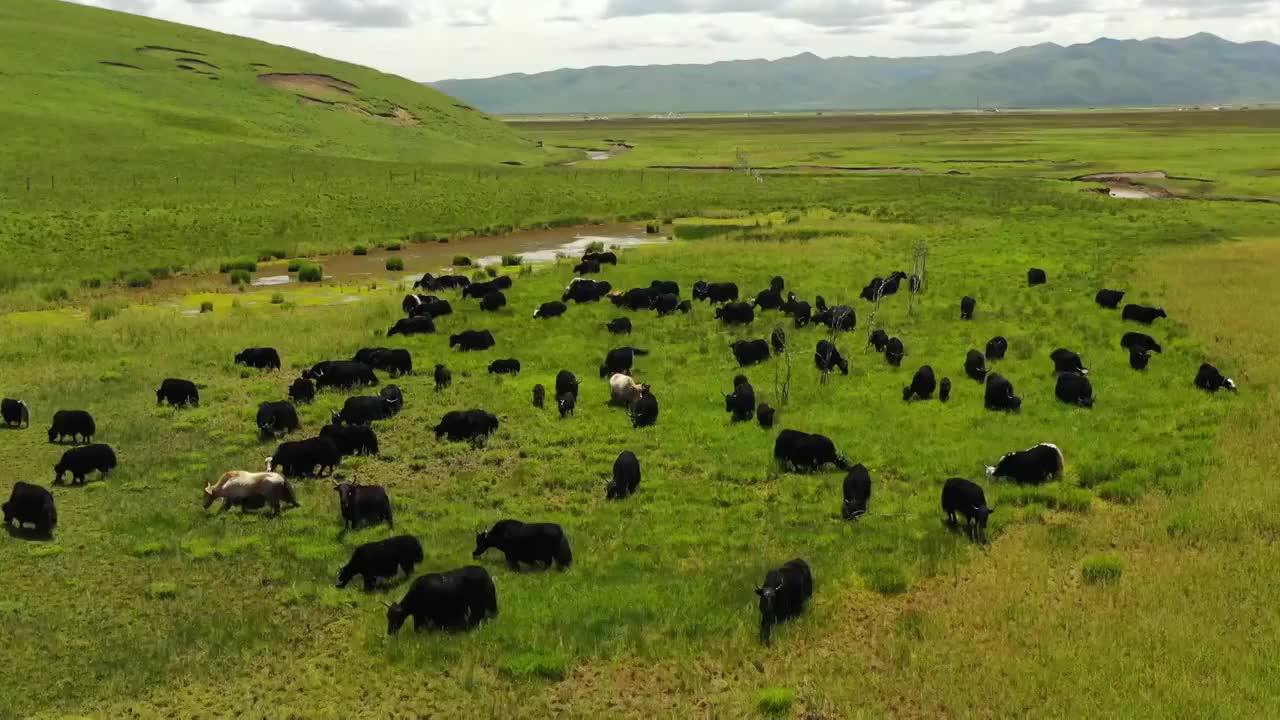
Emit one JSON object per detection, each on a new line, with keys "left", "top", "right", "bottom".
{"left": 243, "top": 222, "right": 669, "bottom": 289}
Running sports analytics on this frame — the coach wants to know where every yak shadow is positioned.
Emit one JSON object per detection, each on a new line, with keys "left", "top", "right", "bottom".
{"left": 4, "top": 524, "right": 54, "bottom": 542}
{"left": 0, "top": 425, "right": 29, "bottom": 432}
{"left": 942, "top": 518, "right": 988, "bottom": 544}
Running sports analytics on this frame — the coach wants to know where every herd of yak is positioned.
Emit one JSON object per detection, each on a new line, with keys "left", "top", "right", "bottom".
{"left": 1, "top": 255, "right": 1239, "bottom": 644}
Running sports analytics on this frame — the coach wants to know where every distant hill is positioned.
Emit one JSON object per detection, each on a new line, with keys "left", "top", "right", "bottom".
{"left": 434, "top": 34, "right": 1280, "bottom": 115}
{"left": 0, "top": 0, "right": 540, "bottom": 170}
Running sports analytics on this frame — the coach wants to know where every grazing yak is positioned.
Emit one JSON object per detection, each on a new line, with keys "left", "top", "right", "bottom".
{"left": 532, "top": 385, "right": 545, "bottom": 409}
{"left": 434, "top": 410, "right": 500, "bottom": 443}
{"left": 693, "top": 281, "right": 739, "bottom": 304}
{"left": 815, "top": 305, "right": 856, "bottom": 332}
{"left": 380, "top": 385, "right": 404, "bottom": 415}
{"left": 203, "top": 470, "right": 298, "bottom": 516}
{"left": 606, "top": 317, "right": 632, "bottom": 335}
{"left": 960, "top": 296, "right": 976, "bottom": 320}
{"left": 474, "top": 519, "right": 572, "bottom": 570}
{"left": 757, "top": 403, "right": 776, "bottom": 429}
{"left": 415, "top": 273, "right": 470, "bottom": 292}
{"left": 884, "top": 337, "right": 905, "bottom": 367}
{"left": 405, "top": 296, "right": 453, "bottom": 319}
{"left": 939, "top": 377, "right": 952, "bottom": 402}
{"left": 334, "top": 478, "right": 393, "bottom": 530}
{"left": 630, "top": 388, "right": 659, "bottom": 428}
{"left": 651, "top": 293, "right": 680, "bottom": 316}
{"left": 270, "top": 438, "right": 341, "bottom": 478}
{"left": 677, "top": 299, "right": 694, "bottom": 315}
{"left": 731, "top": 339, "right": 771, "bottom": 367}
{"left": 303, "top": 361, "right": 378, "bottom": 390}
{"left": 1, "top": 399, "right": 29, "bottom": 428}
{"left": 583, "top": 251, "right": 618, "bottom": 266}
{"left": 985, "top": 336, "right": 1008, "bottom": 361}
{"left": 336, "top": 535, "right": 424, "bottom": 591}
{"left": 842, "top": 464, "right": 872, "bottom": 520}
{"left": 756, "top": 558, "right": 813, "bottom": 645}
{"left": 333, "top": 395, "right": 396, "bottom": 426}
{"left": 724, "top": 377, "right": 755, "bottom": 423}
{"left": 402, "top": 293, "right": 437, "bottom": 314}
{"left": 563, "top": 278, "right": 612, "bottom": 304}
{"left": 479, "top": 291, "right": 508, "bottom": 313}
{"left": 289, "top": 378, "right": 316, "bottom": 405}
{"left": 156, "top": 379, "right": 199, "bottom": 407}
{"left": 464, "top": 279, "right": 508, "bottom": 299}
{"left": 354, "top": 348, "right": 413, "bottom": 378}
{"left": 942, "top": 478, "right": 993, "bottom": 541}
{"left": 434, "top": 364, "right": 453, "bottom": 391}
{"left": 868, "top": 330, "right": 890, "bottom": 353}
{"left": 1096, "top": 289, "right": 1126, "bottom": 309}
{"left": 771, "top": 327, "right": 786, "bottom": 354}
{"left": 54, "top": 444, "right": 116, "bottom": 485}
{"left": 1130, "top": 348, "right": 1152, "bottom": 371}
{"left": 986, "top": 443, "right": 1065, "bottom": 485}
{"left": 320, "top": 423, "right": 379, "bottom": 457}
{"left": 1121, "top": 332, "right": 1163, "bottom": 355}
{"left": 903, "top": 365, "right": 937, "bottom": 401}
{"left": 965, "top": 350, "right": 988, "bottom": 383}
{"left": 256, "top": 401, "right": 301, "bottom": 438}
{"left": 1122, "top": 304, "right": 1167, "bottom": 324}
{"left": 573, "top": 259, "right": 601, "bottom": 275}
{"left": 860, "top": 278, "right": 885, "bottom": 302}
{"left": 770, "top": 276, "right": 785, "bottom": 293}
{"left": 715, "top": 302, "right": 755, "bottom": 326}
{"left": 753, "top": 288, "right": 784, "bottom": 311}
{"left": 450, "top": 330, "right": 496, "bottom": 352}
{"left": 235, "top": 347, "right": 281, "bottom": 371}
{"left": 384, "top": 566, "right": 498, "bottom": 634}
{"left": 488, "top": 359, "right": 521, "bottom": 376}
{"left": 784, "top": 300, "right": 811, "bottom": 327}
{"left": 534, "top": 301, "right": 568, "bottom": 319}
{"left": 1028, "top": 268, "right": 1047, "bottom": 285}
{"left": 607, "top": 451, "right": 641, "bottom": 500}
{"left": 774, "top": 430, "right": 849, "bottom": 472}
{"left": 48, "top": 410, "right": 95, "bottom": 444}
{"left": 1195, "top": 363, "right": 1237, "bottom": 393}
{"left": 611, "top": 287, "right": 657, "bottom": 311}
{"left": 984, "top": 373, "right": 1022, "bottom": 412}
{"left": 558, "top": 392, "right": 576, "bottom": 418}
{"left": 600, "top": 347, "right": 649, "bottom": 378}
{"left": 649, "top": 280, "right": 680, "bottom": 297}
{"left": 3, "top": 482, "right": 56, "bottom": 536}
{"left": 556, "top": 370, "right": 580, "bottom": 401}
{"left": 1050, "top": 348, "right": 1088, "bottom": 375}
{"left": 1056, "top": 373, "right": 1095, "bottom": 407}
{"left": 814, "top": 340, "right": 849, "bottom": 375}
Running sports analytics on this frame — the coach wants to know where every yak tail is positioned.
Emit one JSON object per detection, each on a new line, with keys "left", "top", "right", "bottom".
{"left": 631, "top": 348, "right": 650, "bottom": 356}
{"left": 554, "top": 535, "right": 573, "bottom": 568}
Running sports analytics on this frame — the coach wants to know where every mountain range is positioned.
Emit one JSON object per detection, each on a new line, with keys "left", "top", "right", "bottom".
{"left": 433, "top": 33, "right": 1280, "bottom": 114}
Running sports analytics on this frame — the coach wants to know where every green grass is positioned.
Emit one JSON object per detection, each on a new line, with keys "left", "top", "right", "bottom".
{"left": 1082, "top": 555, "right": 1125, "bottom": 585}
{"left": 297, "top": 264, "right": 322, "bottom": 283}
{"left": 219, "top": 258, "right": 257, "bottom": 274}
{"left": 353, "top": 245, "right": 368, "bottom": 256}
{"left": 756, "top": 688, "right": 796, "bottom": 716}
{"left": 385, "top": 257, "right": 404, "bottom": 272}
{"left": 501, "top": 254, "right": 523, "bottom": 267}
{"left": 229, "top": 269, "right": 251, "bottom": 285}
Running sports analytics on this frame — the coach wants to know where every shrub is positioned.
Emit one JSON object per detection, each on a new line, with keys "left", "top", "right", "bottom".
{"left": 864, "top": 561, "right": 909, "bottom": 595}
{"left": 90, "top": 303, "right": 120, "bottom": 321}
{"left": 80, "top": 276, "right": 104, "bottom": 289}
{"left": 756, "top": 688, "right": 795, "bottom": 716}
{"left": 199, "top": 302, "right": 214, "bottom": 314}
{"left": 385, "top": 258, "right": 405, "bottom": 271}
{"left": 41, "top": 286, "right": 69, "bottom": 302}
{"left": 645, "top": 222, "right": 660, "bottom": 234}
{"left": 270, "top": 293, "right": 285, "bottom": 305}
{"left": 297, "top": 264, "right": 323, "bottom": 283}
{"left": 287, "top": 259, "right": 304, "bottom": 272}
{"left": 498, "top": 650, "right": 568, "bottom": 681}
{"left": 1082, "top": 555, "right": 1124, "bottom": 585}
{"left": 585, "top": 240, "right": 605, "bottom": 253}
{"left": 452, "top": 255, "right": 472, "bottom": 267}
{"left": 384, "top": 242, "right": 402, "bottom": 251}
{"left": 124, "top": 271, "right": 153, "bottom": 288}
{"left": 353, "top": 245, "right": 368, "bottom": 256}
{"left": 229, "top": 269, "right": 251, "bottom": 285}
{"left": 484, "top": 267, "right": 498, "bottom": 278}
{"left": 218, "top": 258, "right": 257, "bottom": 273}
{"left": 501, "top": 254, "right": 523, "bottom": 267}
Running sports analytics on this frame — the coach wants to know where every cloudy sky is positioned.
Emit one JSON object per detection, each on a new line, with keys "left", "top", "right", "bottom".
{"left": 70, "top": 0, "right": 1280, "bottom": 80}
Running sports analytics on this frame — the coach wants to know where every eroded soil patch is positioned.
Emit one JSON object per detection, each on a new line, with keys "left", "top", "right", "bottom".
{"left": 100, "top": 61, "right": 142, "bottom": 70}
{"left": 259, "top": 73, "right": 358, "bottom": 96}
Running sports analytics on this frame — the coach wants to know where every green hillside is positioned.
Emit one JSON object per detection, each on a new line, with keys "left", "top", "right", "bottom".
{"left": 435, "top": 33, "right": 1280, "bottom": 114}
{"left": 0, "top": 0, "right": 542, "bottom": 172}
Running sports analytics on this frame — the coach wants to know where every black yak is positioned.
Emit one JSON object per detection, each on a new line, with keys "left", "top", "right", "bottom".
{"left": 434, "top": 410, "right": 499, "bottom": 443}
{"left": 842, "top": 464, "right": 871, "bottom": 520}
{"left": 1195, "top": 363, "right": 1237, "bottom": 393}
{"left": 54, "top": 444, "right": 116, "bottom": 485}
{"left": 384, "top": 566, "right": 497, "bottom": 634}
{"left": 984, "top": 373, "right": 1022, "bottom": 412}
{"left": 756, "top": 558, "right": 812, "bottom": 645}
{"left": 473, "top": 519, "right": 572, "bottom": 569}
{"left": 156, "top": 379, "right": 199, "bottom": 407}
{"left": 731, "top": 339, "right": 771, "bottom": 367}
{"left": 3, "top": 482, "right": 56, "bottom": 535}
{"left": 814, "top": 340, "right": 849, "bottom": 375}
{"left": 903, "top": 365, "right": 937, "bottom": 401}
{"left": 1056, "top": 373, "right": 1095, "bottom": 407}
{"left": 942, "top": 477, "right": 993, "bottom": 541}
{"left": 1, "top": 399, "right": 29, "bottom": 428}
{"left": 336, "top": 535, "right": 423, "bottom": 591}
{"left": 334, "top": 478, "right": 393, "bottom": 530}
{"left": 47, "top": 410, "right": 95, "bottom": 444}
{"left": 774, "top": 430, "right": 849, "bottom": 472}
{"left": 986, "top": 443, "right": 1065, "bottom": 485}
{"left": 607, "top": 451, "right": 641, "bottom": 500}
{"left": 235, "top": 347, "right": 281, "bottom": 371}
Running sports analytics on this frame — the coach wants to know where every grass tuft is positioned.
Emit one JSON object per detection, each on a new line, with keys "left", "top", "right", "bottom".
{"left": 498, "top": 650, "right": 569, "bottom": 682}
{"left": 756, "top": 688, "right": 795, "bottom": 716}
{"left": 229, "top": 269, "right": 251, "bottom": 285}
{"left": 286, "top": 259, "right": 304, "bottom": 272}
{"left": 1082, "top": 555, "right": 1124, "bottom": 585}
{"left": 353, "top": 245, "right": 368, "bottom": 256}
{"left": 90, "top": 302, "right": 121, "bottom": 321}
{"left": 218, "top": 258, "right": 257, "bottom": 273}
{"left": 124, "top": 271, "right": 153, "bottom": 288}
{"left": 385, "top": 257, "right": 404, "bottom": 271}
{"left": 145, "top": 581, "right": 178, "bottom": 600}
{"left": 863, "top": 561, "right": 910, "bottom": 595}
{"left": 270, "top": 292, "right": 285, "bottom": 304}
{"left": 452, "top": 255, "right": 472, "bottom": 267}
{"left": 501, "top": 254, "right": 523, "bottom": 267}
{"left": 297, "top": 264, "right": 323, "bottom": 283}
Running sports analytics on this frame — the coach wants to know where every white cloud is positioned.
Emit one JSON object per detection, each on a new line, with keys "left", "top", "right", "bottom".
{"left": 63, "top": 0, "right": 1280, "bottom": 80}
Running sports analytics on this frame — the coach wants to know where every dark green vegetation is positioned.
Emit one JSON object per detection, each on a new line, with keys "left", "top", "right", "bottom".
{"left": 436, "top": 33, "right": 1280, "bottom": 114}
